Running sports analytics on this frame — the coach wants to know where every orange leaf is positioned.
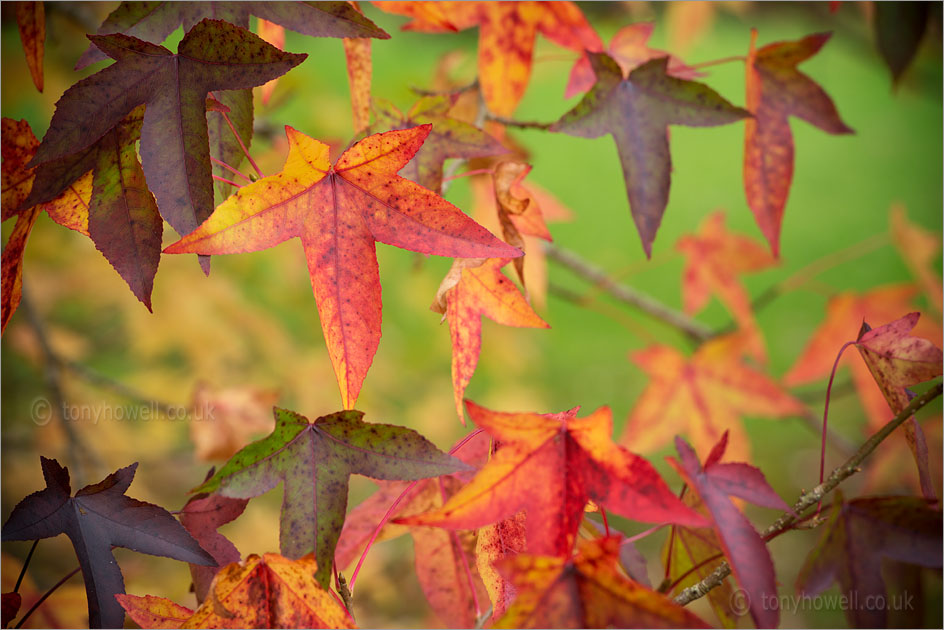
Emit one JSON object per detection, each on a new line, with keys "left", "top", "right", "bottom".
{"left": 189, "top": 382, "right": 279, "bottom": 461}
{"left": 431, "top": 258, "right": 549, "bottom": 422}
{"left": 566, "top": 22, "right": 702, "bottom": 98}
{"left": 494, "top": 537, "right": 710, "bottom": 628}
{"left": 399, "top": 400, "right": 707, "bottom": 557}
{"left": 475, "top": 512, "right": 526, "bottom": 621}
{"left": 165, "top": 125, "right": 520, "bottom": 408}
{"left": 375, "top": 1, "right": 601, "bottom": 115}
{"left": 890, "top": 204, "right": 943, "bottom": 314}
{"left": 623, "top": 335, "right": 806, "bottom": 462}
{"left": 744, "top": 30, "right": 853, "bottom": 255}
{"left": 1, "top": 119, "right": 91, "bottom": 333}
{"left": 117, "top": 554, "right": 354, "bottom": 628}
{"left": 676, "top": 211, "right": 776, "bottom": 362}
{"left": 344, "top": 37, "right": 372, "bottom": 133}
{"left": 15, "top": 1, "right": 44, "bottom": 92}
{"left": 256, "top": 19, "right": 285, "bottom": 105}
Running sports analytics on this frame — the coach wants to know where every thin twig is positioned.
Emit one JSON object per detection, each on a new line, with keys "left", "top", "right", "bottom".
{"left": 19, "top": 286, "right": 98, "bottom": 483}
{"left": 686, "top": 55, "right": 746, "bottom": 70}
{"left": 544, "top": 242, "right": 713, "bottom": 342}
{"left": 62, "top": 361, "right": 177, "bottom": 416}
{"left": 13, "top": 541, "right": 39, "bottom": 593}
{"left": 673, "top": 381, "right": 943, "bottom": 606}
{"left": 212, "top": 91, "right": 264, "bottom": 179}
{"left": 14, "top": 567, "right": 81, "bottom": 629}
{"left": 483, "top": 114, "right": 553, "bottom": 130}
{"left": 411, "top": 78, "right": 479, "bottom": 97}
{"left": 212, "top": 174, "right": 242, "bottom": 189}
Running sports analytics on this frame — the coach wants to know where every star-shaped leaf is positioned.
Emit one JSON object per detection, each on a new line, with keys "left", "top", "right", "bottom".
{"left": 744, "top": 30, "right": 854, "bottom": 255}
{"left": 1, "top": 458, "right": 215, "bottom": 628}
{"left": 400, "top": 400, "right": 707, "bottom": 557}
{"left": 75, "top": 1, "right": 388, "bottom": 69}
{"left": 676, "top": 211, "right": 776, "bottom": 362}
{"left": 623, "top": 335, "right": 806, "bottom": 462}
{"left": 117, "top": 553, "right": 354, "bottom": 629}
{"left": 165, "top": 125, "right": 521, "bottom": 409}
{"left": 366, "top": 95, "right": 507, "bottom": 193}
{"left": 551, "top": 53, "right": 749, "bottom": 257}
{"left": 374, "top": 1, "right": 602, "bottom": 115}
{"left": 668, "top": 432, "right": 791, "bottom": 629}
{"left": 494, "top": 536, "right": 710, "bottom": 628}
{"left": 28, "top": 19, "right": 307, "bottom": 275}
{"left": 855, "top": 312, "right": 943, "bottom": 499}
{"left": 431, "top": 258, "right": 549, "bottom": 422}
{"left": 796, "top": 491, "right": 942, "bottom": 628}
{"left": 191, "top": 407, "right": 470, "bottom": 588}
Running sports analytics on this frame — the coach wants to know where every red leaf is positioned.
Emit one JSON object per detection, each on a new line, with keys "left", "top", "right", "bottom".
{"left": 668, "top": 432, "right": 790, "bottom": 629}
{"left": 399, "top": 400, "right": 707, "bottom": 557}
{"left": 743, "top": 30, "right": 853, "bottom": 255}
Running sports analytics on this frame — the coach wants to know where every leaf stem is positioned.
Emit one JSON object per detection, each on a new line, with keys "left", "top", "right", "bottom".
{"left": 600, "top": 507, "right": 611, "bottom": 537}
{"left": 543, "top": 242, "right": 713, "bottom": 342}
{"left": 624, "top": 524, "right": 665, "bottom": 544}
{"left": 209, "top": 156, "right": 251, "bottom": 183}
{"left": 686, "top": 55, "right": 746, "bottom": 70}
{"left": 672, "top": 381, "right": 943, "bottom": 607}
{"left": 13, "top": 541, "right": 38, "bottom": 594}
{"left": 14, "top": 566, "right": 80, "bottom": 629}
{"left": 348, "top": 428, "right": 484, "bottom": 591}
{"left": 212, "top": 174, "right": 243, "bottom": 189}
{"left": 820, "top": 341, "right": 857, "bottom": 488}
{"left": 441, "top": 168, "right": 495, "bottom": 183}
{"left": 212, "top": 91, "right": 264, "bottom": 179}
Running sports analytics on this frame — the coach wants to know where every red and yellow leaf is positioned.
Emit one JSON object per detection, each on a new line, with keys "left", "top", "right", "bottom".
{"left": 118, "top": 554, "right": 354, "bottom": 629}
{"left": 494, "top": 537, "right": 710, "bottom": 628}
{"left": 166, "top": 125, "right": 520, "bottom": 409}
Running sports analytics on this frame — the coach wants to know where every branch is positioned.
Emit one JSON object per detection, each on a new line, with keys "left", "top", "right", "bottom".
{"left": 543, "top": 242, "right": 713, "bottom": 342}
{"left": 483, "top": 113, "right": 553, "bottom": 130}
{"left": 673, "top": 381, "right": 943, "bottom": 606}
{"left": 19, "top": 285, "right": 100, "bottom": 483}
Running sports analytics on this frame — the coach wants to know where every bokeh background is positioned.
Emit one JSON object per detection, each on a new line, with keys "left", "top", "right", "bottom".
{"left": 2, "top": 2, "right": 942, "bottom": 627}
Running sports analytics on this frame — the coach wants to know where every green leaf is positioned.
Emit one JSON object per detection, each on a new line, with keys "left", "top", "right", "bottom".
{"left": 193, "top": 407, "right": 471, "bottom": 588}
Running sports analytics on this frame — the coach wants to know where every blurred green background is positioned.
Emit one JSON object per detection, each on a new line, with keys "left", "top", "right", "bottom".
{"left": 2, "top": 2, "right": 942, "bottom": 628}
